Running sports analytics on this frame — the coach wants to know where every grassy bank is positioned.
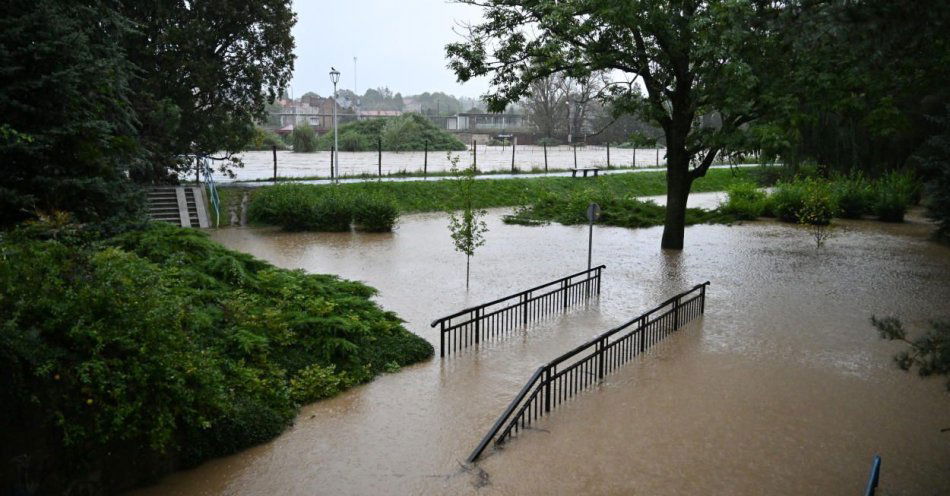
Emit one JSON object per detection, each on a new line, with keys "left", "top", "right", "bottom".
{"left": 0, "top": 221, "right": 432, "bottom": 494}
{"left": 222, "top": 166, "right": 770, "bottom": 228}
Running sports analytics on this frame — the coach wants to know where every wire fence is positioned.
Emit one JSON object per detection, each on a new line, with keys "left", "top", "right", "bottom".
{"left": 223, "top": 145, "right": 670, "bottom": 182}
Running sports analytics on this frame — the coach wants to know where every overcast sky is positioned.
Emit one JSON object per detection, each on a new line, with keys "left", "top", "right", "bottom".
{"left": 289, "top": 0, "right": 490, "bottom": 99}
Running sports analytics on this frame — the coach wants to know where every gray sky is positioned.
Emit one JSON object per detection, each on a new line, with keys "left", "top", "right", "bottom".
{"left": 289, "top": 0, "right": 490, "bottom": 99}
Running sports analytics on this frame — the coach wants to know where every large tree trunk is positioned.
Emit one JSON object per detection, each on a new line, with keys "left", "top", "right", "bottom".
{"left": 661, "top": 151, "right": 694, "bottom": 250}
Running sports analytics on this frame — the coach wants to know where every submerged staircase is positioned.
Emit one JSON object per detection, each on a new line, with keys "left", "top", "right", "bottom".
{"left": 146, "top": 186, "right": 210, "bottom": 228}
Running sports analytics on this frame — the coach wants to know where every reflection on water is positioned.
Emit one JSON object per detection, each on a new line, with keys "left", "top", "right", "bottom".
{"left": 133, "top": 197, "right": 950, "bottom": 495}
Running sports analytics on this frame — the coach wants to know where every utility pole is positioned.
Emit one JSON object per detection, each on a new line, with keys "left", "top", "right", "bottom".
{"left": 353, "top": 56, "right": 359, "bottom": 119}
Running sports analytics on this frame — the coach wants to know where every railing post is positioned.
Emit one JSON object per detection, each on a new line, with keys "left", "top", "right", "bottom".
{"left": 596, "top": 267, "right": 602, "bottom": 295}
{"left": 474, "top": 308, "right": 481, "bottom": 345}
{"left": 562, "top": 279, "right": 569, "bottom": 309}
{"left": 440, "top": 321, "right": 445, "bottom": 357}
{"left": 639, "top": 316, "right": 646, "bottom": 353}
{"left": 673, "top": 295, "right": 680, "bottom": 329}
{"left": 522, "top": 293, "right": 529, "bottom": 325}
{"left": 700, "top": 284, "right": 706, "bottom": 314}
{"left": 597, "top": 338, "right": 605, "bottom": 380}
{"left": 544, "top": 366, "right": 551, "bottom": 413}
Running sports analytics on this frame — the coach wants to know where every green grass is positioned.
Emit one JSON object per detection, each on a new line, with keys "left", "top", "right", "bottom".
{"left": 227, "top": 166, "right": 767, "bottom": 228}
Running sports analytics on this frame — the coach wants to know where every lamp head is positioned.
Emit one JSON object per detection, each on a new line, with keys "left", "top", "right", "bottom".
{"left": 329, "top": 67, "right": 340, "bottom": 85}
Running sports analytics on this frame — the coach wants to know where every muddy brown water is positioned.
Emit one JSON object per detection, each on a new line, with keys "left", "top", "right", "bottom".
{"left": 133, "top": 194, "right": 950, "bottom": 495}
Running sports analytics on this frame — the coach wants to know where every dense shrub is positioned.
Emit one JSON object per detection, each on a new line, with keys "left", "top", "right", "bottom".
{"left": 831, "top": 174, "right": 873, "bottom": 218}
{"left": 770, "top": 180, "right": 808, "bottom": 222}
{"left": 0, "top": 223, "right": 432, "bottom": 494}
{"left": 913, "top": 109, "right": 950, "bottom": 241}
{"left": 245, "top": 126, "right": 289, "bottom": 151}
{"left": 869, "top": 170, "right": 918, "bottom": 222}
{"left": 719, "top": 182, "right": 767, "bottom": 220}
{"left": 873, "top": 189, "right": 908, "bottom": 222}
{"left": 292, "top": 122, "right": 318, "bottom": 152}
{"left": 248, "top": 184, "right": 398, "bottom": 232}
{"left": 352, "top": 195, "right": 399, "bottom": 232}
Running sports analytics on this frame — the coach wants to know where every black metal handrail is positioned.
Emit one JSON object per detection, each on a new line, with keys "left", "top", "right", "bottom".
{"left": 431, "top": 265, "right": 606, "bottom": 357}
{"left": 467, "top": 281, "right": 710, "bottom": 462}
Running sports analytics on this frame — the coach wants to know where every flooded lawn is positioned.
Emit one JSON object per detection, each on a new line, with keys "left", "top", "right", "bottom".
{"left": 133, "top": 196, "right": 950, "bottom": 495}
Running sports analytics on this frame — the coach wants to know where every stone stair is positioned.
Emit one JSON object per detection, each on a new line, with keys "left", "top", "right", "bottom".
{"left": 146, "top": 186, "right": 210, "bottom": 228}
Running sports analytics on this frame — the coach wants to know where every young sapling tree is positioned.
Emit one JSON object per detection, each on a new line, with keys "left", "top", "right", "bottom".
{"left": 446, "top": 153, "right": 488, "bottom": 289}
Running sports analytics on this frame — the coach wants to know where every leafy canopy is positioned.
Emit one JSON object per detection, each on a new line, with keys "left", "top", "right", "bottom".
{"left": 447, "top": 0, "right": 788, "bottom": 177}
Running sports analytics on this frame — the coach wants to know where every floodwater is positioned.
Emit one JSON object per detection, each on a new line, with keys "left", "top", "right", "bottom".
{"left": 133, "top": 194, "right": 950, "bottom": 495}
{"left": 225, "top": 145, "right": 668, "bottom": 182}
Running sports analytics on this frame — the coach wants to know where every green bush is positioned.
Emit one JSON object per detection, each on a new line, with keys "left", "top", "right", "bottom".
{"left": 870, "top": 170, "right": 918, "bottom": 222}
{"left": 770, "top": 180, "right": 808, "bottom": 222}
{"left": 0, "top": 223, "right": 432, "bottom": 493}
{"left": 797, "top": 180, "right": 837, "bottom": 226}
{"left": 352, "top": 195, "right": 399, "bottom": 232}
{"left": 719, "top": 182, "right": 767, "bottom": 220}
{"left": 292, "top": 122, "right": 318, "bottom": 152}
{"left": 245, "top": 126, "right": 289, "bottom": 151}
{"left": 249, "top": 184, "right": 399, "bottom": 232}
{"left": 831, "top": 173, "right": 873, "bottom": 218}
{"left": 873, "top": 189, "right": 908, "bottom": 222}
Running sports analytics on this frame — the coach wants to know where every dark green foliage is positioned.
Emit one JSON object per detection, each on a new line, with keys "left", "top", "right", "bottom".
{"left": 315, "top": 113, "right": 466, "bottom": 152}
{"left": 292, "top": 123, "right": 318, "bottom": 153}
{"left": 720, "top": 182, "right": 767, "bottom": 220}
{"left": 246, "top": 127, "right": 289, "bottom": 151}
{"left": 248, "top": 184, "right": 355, "bottom": 231}
{"left": 248, "top": 184, "right": 399, "bottom": 232}
{"left": 756, "top": 1, "right": 950, "bottom": 175}
{"left": 352, "top": 195, "right": 399, "bottom": 232}
{"left": 871, "top": 171, "right": 917, "bottom": 222}
{"left": 0, "top": 0, "right": 144, "bottom": 227}
{"left": 871, "top": 316, "right": 950, "bottom": 390}
{"left": 831, "top": 174, "right": 873, "bottom": 218}
{"left": 119, "top": 0, "right": 296, "bottom": 181}
{"left": 770, "top": 181, "right": 808, "bottom": 223}
{"left": 0, "top": 223, "right": 432, "bottom": 494}
{"left": 504, "top": 186, "right": 732, "bottom": 229}
{"left": 913, "top": 107, "right": 950, "bottom": 241}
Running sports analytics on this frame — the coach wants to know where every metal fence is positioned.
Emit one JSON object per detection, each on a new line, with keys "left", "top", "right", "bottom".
{"left": 431, "top": 266, "right": 606, "bottom": 357}
{"left": 467, "top": 281, "right": 710, "bottom": 462}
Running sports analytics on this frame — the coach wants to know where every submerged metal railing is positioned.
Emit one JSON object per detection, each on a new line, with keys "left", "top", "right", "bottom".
{"left": 467, "top": 281, "right": 710, "bottom": 462}
{"left": 201, "top": 157, "right": 220, "bottom": 227}
{"left": 431, "top": 265, "right": 606, "bottom": 357}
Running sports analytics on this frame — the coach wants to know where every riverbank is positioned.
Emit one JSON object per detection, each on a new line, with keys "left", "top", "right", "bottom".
{"left": 216, "top": 165, "right": 771, "bottom": 227}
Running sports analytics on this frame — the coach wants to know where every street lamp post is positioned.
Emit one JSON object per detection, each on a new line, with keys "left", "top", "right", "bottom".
{"left": 329, "top": 67, "right": 341, "bottom": 181}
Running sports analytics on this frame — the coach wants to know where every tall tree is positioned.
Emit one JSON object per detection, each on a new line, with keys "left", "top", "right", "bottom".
{"left": 0, "top": 0, "right": 142, "bottom": 226}
{"left": 524, "top": 74, "right": 569, "bottom": 139}
{"left": 119, "top": 0, "right": 296, "bottom": 182}
{"left": 755, "top": 0, "right": 950, "bottom": 174}
{"left": 448, "top": 0, "right": 785, "bottom": 249}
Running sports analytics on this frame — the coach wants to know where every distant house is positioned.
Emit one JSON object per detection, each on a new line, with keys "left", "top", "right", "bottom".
{"left": 447, "top": 112, "right": 528, "bottom": 132}
{"left": 271, "top": 97, "right": 351, "bottom": 133}
{"left": 358, "top": 110, "right": 402, "bottom": 120}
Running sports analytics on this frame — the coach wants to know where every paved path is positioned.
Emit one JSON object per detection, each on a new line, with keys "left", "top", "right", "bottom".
{"left": 218, "top": 163, "right": 768, "bottom": 188}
